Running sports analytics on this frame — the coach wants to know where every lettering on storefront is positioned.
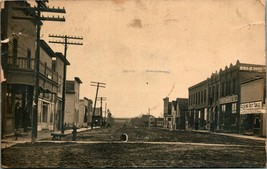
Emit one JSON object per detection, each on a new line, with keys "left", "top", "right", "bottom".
{"left": 219, "top": 95, "right": 238, "bottom": 104}
{"left": 240, "top": 101, "right": 266, "bottom": 114}
{"left": 239, "top": 66, "right": 266, "bottom": 72}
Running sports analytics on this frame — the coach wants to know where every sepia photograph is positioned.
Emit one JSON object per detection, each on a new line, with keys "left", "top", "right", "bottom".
{"left": 1, "top": 0, "right": 266, "bottom": 168}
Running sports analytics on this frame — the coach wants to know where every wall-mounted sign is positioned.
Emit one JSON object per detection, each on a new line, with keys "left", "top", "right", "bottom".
{"left": 219, "top": 95, "right": 238, "bottom": 104}
{"left": 240, "top": 66, "right": 266, "bottom": 72}
{"left": 240, "top": 101, "right": 266, "bottom": 114}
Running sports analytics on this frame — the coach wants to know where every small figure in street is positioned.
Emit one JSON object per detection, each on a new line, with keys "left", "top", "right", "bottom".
{"left": 194, "top": 120, "right": 199, "bottom": 130}
{"left": 72, "top": 125, "right": 77, "bottom": 141}
{"left": 210, "top": 121, "right": 215, "bottom": 133}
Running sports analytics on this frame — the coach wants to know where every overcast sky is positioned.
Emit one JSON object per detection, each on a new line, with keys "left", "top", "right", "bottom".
{"left": 35, "top": 0, "right": 265, "bottom": 118}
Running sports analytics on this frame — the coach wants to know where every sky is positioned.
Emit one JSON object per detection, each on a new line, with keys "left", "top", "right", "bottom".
{"left": 30, "top": 0, "right": 265, "bottom": 118}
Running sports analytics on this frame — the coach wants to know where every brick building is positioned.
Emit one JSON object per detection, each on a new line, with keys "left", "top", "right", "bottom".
{"left": 188, "top": 80, "right": 208, "bottom": 130}
{"left": 188, "top": 60, "right": 266, "bottom": 133}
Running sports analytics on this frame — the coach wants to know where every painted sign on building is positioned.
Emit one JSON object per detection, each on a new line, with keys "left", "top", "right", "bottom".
{"left": 240, "top": 102, "right": 266, "bottom": 114}
{"left": 239, "top": 66, "right": 266, "bottom": 72}
{"left": 219, "top": 95, "right": 238, "bottom": 104}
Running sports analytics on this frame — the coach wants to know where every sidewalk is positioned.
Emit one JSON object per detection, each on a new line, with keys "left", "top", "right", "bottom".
{"left": 1, "top": 127, "right": 94, "bottom": 149}
{"left": 191, "top": 129, "right": 266, "bottom": 141}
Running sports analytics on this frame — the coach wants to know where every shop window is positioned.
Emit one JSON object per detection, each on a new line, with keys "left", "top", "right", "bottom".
{"left": 50, "top": 112, "right": 53, "bottom": 123}
{"left": 254, "top": 117, "right": 260, "bottom": 128}
{"left": 232, "top": 103, "right": 237, "bottom": 113}
{"left": 221, "top": 105, "right": 226, "bottom": 112}
{"left": 42, "top": 104, "right": 48, "bottom": 123}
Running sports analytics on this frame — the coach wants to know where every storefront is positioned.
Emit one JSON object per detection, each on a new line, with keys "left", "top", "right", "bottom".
{"left": 240, "top": 78, "right": 266, "bottom": 137}
{"left": 240, "top": 101, "right": 266, "bottom": 136}
{"left": 219, "top": 95, "right": 238, "bottom": 132}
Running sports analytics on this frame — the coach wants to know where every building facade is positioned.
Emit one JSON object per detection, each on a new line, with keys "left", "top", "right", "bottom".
{"left": 240, "top": 77, "right": 266, "bottom": 136}
{"left": 163, "top": 97, "right": 189, "bottom": 130}
{"left": 65, "top": 77, "right": 82, "bottom": 127}
{"left": 78, "top": 97, "right": 92, "bottom": 127}
{"left": 1, "top": 1, "right": 64, "bottom": 136}
{"left": 188, "top": 80, "right": 209, "bottom": 130}
{"left": 188, "top": 60, "right": 266, "bottom": 133}
{"left": 52, "top": 52, "right": 70, "bottom": 130}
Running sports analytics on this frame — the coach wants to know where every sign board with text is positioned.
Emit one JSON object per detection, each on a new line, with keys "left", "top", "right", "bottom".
{"left": 240, "top": 102, "right": 266, "bottom": 114}
{"left": 219, "top": 95, "right": 238, "bottom": 104}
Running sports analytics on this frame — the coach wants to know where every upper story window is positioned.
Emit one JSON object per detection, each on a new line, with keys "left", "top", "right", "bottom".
{"left": 204, "top": 89, "right": 206, "bottom": 103}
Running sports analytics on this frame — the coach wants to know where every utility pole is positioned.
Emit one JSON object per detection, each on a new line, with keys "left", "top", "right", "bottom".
{"left": 49, "top": 35, "right": 83, "bottom": 134}
{"left": 97, "top": 97, "right": 107, "bottom": 127}
{"left": 90, "top": 81, "right": 106, "bottom": 129}
{"left": 105, "top": 102, "right": 107, "bottom": 119}
{"left": 13, "top": 0, "right": 66, "bottom": 143}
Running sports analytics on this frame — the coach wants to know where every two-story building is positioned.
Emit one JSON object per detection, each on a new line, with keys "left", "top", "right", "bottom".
{"left": 78, "top": 97, "right": 93, "bottom": 127}
{"left": 163, "top": 97, "right": 189, "bottom": 130}
{"left": 188, "top": 60, "right": 266, "bottom": 133}
{"left": 52, "top": 52, "right": 70, "bottom": 130}
{"left": 65, "top": 77, "right": 82, "bottom": 127}
{"left": 1, "top": 1, "right": 64, "bottom": 136}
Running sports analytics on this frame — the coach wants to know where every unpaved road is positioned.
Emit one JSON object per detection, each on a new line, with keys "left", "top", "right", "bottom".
{"left": 2, "top": 121, "right": 266, "bottom": 168}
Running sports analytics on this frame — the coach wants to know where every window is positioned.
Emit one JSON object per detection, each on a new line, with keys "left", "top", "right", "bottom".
{"left": 13, "top": 39, "right": 18, "bottom": 66}
{"left": 42, "top": 104, "right": 48, "bottom": 123}
{"left": 201, "top": 91, "right": 203, "bottom": 103}
{"left": 221, "top": 83, "right": 224, "bottom": 97}
{"left": 228, "top": 81, "right": 231, "bottom": 95}
{"left": 204, "top": 89, "right": 206, "bottom": 103}
{"left": 232, "top": 103, "right": 237, "bottom": 113}
{"left": 216, "top": 84, "right": 219, "bottom": 100}
{"left": 27, "top": 49, "right": 31, "bottom": 69}
{"left": 232, "top": 80, "right": 236, "bottom": 94}
{"left": 221, "top": 105, "right": 226, "bottom": 112}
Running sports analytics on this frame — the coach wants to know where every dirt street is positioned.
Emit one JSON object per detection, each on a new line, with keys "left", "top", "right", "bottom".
{"left": 2, "top": 121, "right": 266, "bottom": 168}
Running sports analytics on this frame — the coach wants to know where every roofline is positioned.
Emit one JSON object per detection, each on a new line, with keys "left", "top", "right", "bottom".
{"left": 240, "top": 76, "right": 265, "bottom": 85}
{"left": 54, "top": 52, "right": 70, "bottom": 65}
{"left": 74, "top": 77, "right": 82, "bottom": 83}
{"left": 189, "top": 79, "right": 208, "bottom": 90}
{"left": 40, "top": 39, "right": 55, "bottom": 57}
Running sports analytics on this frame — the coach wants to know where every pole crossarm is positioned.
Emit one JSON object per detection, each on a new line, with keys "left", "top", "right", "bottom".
{"left": 91, "top": 81, "right": 106, "bottom": 85}
{"left": 13, "top": 6, "right": 66, "bottom": 13}
{"left": 49, "top": 34, "right": 83, "bottom": 40}
{"left": 13, "top": 16, "right": 65, "bottom": 22}
{"left": 49, "top": 41, "right": 83, "bottom": 45}
{"left": 90, "top": 84, "right": 106, "bottom": 88}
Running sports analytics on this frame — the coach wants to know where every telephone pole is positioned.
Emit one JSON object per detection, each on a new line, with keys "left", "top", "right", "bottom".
{"left": 90, "top": 81, "right": 106, "bottom": 129}
{"left": 49, "top": 34, "right": 83, "bottom": 134}
{"left": 13, "top": 0, "right": 66, "bottom": 143}
{"left": 97, "top": 97, "right": 107, "bottom": 127}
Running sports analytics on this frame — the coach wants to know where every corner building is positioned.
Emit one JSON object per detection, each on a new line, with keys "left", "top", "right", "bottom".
{"left": 189, "top": 60, "right": 266, "bottom": 133}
